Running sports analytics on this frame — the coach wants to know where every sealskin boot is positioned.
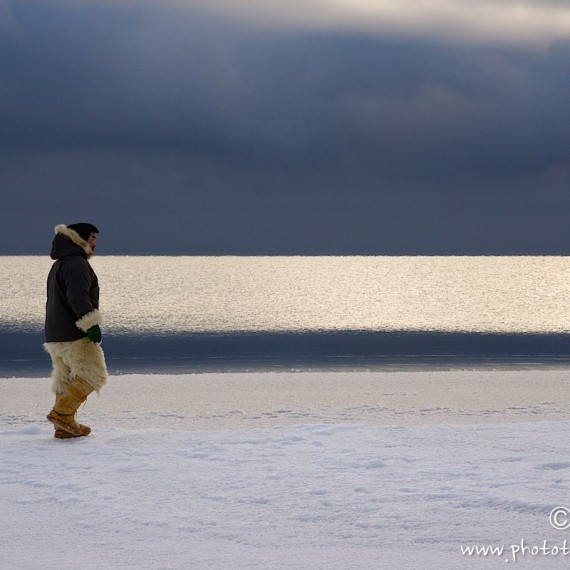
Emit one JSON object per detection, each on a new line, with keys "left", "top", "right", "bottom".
{"left": 47, "top": 377, "right": 94, "bottom": 436}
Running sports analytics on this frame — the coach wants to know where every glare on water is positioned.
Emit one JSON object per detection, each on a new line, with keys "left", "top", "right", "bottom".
{"left": 1, "top": 256, "right": 570, "bottom": 334}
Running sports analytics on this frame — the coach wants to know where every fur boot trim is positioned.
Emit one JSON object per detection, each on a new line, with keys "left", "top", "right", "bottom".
{"left": 75, "top": 309, "right": 103, "bottom": 333}
{"left": 44, "top": 339, "right": 108, "bottom": 394}
{"left": 54, "top": 224, "right": 94, "bottom": 258}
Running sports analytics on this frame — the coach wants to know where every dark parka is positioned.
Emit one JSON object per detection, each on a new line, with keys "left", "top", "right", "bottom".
{"left": 45, "top": 226, "right": 101, "bottom": 343}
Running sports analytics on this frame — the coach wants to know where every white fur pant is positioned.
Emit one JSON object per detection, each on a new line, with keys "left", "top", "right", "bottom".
{"left": 44, "top": 338, "right": 108, "bottom": 394}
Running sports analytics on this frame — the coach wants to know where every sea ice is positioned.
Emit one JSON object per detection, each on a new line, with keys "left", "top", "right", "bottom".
{"left": 1, "top": 371, "right": 570, "bottom": 569}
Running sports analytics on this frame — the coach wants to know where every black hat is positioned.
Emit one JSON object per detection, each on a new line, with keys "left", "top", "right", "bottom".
{"left": 67, "top": 223, "right": 99, "bottom": 242}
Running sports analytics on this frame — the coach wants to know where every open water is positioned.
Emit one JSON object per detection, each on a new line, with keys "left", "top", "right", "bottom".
{"left": 1, "top": 256, "right": 570, "bottom": 375}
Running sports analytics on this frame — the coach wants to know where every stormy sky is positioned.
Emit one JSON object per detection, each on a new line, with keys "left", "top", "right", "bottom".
{"left": 1, "top": 0, "right": 570, "bottom": 255}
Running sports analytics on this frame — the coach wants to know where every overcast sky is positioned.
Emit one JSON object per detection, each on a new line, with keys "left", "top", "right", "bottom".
{"left": 2, "top": 0, "right": 570, "bottom": 254}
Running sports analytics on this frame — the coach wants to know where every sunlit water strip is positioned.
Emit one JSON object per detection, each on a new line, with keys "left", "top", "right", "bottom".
{"left": 2, "top": 256, "right": 570, "bottom": 334}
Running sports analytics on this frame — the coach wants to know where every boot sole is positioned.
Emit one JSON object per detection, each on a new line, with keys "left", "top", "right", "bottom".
{"left": 54, "top": 431, "right": 84, "bottom": 439}
{"left": 54, "top": 425, "right": 91, "bottom": 439}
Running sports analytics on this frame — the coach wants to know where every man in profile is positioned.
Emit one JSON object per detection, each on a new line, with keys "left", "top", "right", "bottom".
{"left": 44, "top": 223, "right": 108, "bottom": 439}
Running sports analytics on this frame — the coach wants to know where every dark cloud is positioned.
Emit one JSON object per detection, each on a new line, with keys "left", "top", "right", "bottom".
{"left": 1, "top": 1, "right": 570, "bottom": 254}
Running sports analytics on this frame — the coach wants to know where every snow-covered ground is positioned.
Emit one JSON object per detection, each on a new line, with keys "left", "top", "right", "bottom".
{"left": 2, "top": 370, "right": 570, "bottom": 569}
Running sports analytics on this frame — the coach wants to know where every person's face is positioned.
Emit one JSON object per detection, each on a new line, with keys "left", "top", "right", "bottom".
{"left": 87, "top": 232, "right": 97, "bottom": 253}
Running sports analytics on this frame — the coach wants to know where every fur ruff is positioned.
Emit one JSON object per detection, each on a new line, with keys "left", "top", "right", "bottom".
{"left": 54, "top": 224, "right": 94, "bottom": 258}
{"left": 76, "top": 309, "right": 103, "bottom": 333}
{"left": 44, "top": 339, "right": 108, "bottom": 394}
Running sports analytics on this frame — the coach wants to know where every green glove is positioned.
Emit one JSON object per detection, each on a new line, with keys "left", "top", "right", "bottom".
{"left": 86, "top": 325, "right": 102, "bottom": 343}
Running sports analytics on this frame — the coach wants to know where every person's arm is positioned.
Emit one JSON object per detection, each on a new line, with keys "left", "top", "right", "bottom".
{"left": 63, "top": 259, "right": 103, "bottom": 340}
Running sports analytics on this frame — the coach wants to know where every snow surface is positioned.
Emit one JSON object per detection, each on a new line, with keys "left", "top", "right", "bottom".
{"left": 2, "top": 371, "right": 570, "bottom": 569}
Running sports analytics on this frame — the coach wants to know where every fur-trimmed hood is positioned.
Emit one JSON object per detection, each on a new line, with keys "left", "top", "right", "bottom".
{"left": 50, "top": 224, "right": 94, "bottom": 260}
